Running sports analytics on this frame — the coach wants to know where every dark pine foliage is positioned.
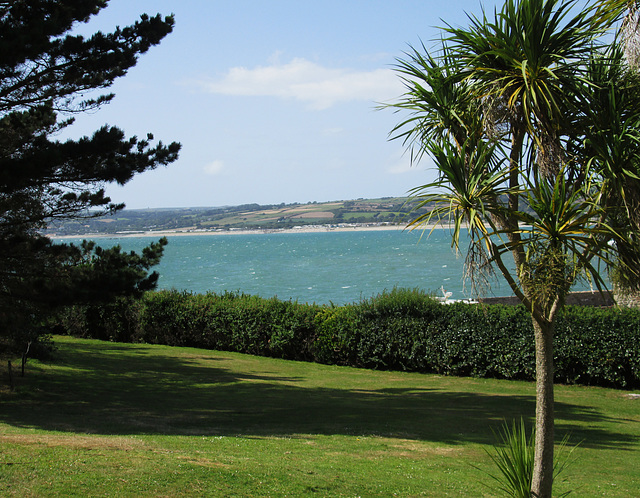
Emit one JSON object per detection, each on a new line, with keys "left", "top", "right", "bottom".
{"left": 0, "top": 1, "right": 180, "bottom": 356}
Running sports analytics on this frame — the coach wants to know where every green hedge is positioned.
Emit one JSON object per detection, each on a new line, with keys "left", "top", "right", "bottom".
{"left": 57, "top": 288, "right": 640, "bottom": 389}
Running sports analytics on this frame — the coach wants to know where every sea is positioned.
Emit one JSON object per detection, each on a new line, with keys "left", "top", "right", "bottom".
{"left": 56, "top": 228, "right": 599, "bottom": 305}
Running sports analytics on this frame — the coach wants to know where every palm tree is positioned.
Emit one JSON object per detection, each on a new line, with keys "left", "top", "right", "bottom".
{"left": 388, "top": 1, "right": 637, "bottom": 495}
{"left": 580, "top": 40, "right": 640, "bottom": 299}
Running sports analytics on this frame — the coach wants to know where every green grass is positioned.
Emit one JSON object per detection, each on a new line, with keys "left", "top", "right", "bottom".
{"left": 1, "top": 336, "right": 638, "bottom": 496}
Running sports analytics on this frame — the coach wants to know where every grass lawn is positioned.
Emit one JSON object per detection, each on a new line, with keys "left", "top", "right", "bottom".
{"left": 1, "top": 336, "right": 638, "bottom": 496}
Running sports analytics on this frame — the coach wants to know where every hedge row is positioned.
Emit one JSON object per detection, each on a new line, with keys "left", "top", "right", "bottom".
{"left": 57, "top": 288, "right": 640, "bottom": 389}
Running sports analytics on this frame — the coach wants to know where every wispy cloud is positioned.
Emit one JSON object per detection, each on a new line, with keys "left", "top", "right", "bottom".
{"left": 203, "top": 160, "right": 224, "bottom": 175}
{"left": 195, "top": 58, "right": 402, "bottom": 110}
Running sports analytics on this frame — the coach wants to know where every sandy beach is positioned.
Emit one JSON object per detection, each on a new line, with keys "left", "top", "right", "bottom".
{"left": 50, "top": 223, "right": 432, "bottom": 239}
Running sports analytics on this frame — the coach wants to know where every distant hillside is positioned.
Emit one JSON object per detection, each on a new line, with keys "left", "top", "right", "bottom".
{"left": 45, "top": 197, "right": 430, "bottom": 236}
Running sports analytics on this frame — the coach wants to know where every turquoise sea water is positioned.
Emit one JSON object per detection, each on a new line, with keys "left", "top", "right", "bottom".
{"left": 57, "top": 229, "right": 598, "bottom": 305}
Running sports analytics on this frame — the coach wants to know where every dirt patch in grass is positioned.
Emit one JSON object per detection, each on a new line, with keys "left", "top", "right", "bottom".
{"left": 386, "top": 439, "right": 462, "bottom": 458}
{"left": 324, "top": 437, "right": 468, "bottom": 461}
{"left": 176, "top": 454, "right": 230, "bottom": 468}
{"left": 0, "top": 434, "right": 143, "bottom": 451}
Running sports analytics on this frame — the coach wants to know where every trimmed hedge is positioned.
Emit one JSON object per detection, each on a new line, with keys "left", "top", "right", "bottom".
{"left": 57, "top": 288, "right": 640, "bottom": 389}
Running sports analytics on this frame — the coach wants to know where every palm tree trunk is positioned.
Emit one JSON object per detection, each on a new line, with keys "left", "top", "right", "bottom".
{"left": 531, "top": 316, "right": 555, "bottom": 498}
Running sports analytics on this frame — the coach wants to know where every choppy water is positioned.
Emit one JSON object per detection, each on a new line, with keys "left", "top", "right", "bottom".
{"left": 57, "top": 228, "right": 595, "bottom": 305}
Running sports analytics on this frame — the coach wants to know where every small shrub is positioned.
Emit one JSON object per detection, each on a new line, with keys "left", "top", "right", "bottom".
{"left": 59, "top": 297, "right": 141, "bottom": 343}
{"left": 266, "top": 299, "right": 320, "bottom": 361}
{"left": 353, "top": 288, "right": 440, "bottom": 370}
{"left": 482, "top": 419, "right": 578, "bottom": 497}
{"left": 483, "top": 419, "right": 535, "bottom": 497}
{"left": 312, "top": 305, "right": 359, "bottom": 365}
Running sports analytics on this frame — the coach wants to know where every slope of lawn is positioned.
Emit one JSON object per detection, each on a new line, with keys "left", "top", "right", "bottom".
{"left": 1, "top": 336, "right": 638, "bottom": 496}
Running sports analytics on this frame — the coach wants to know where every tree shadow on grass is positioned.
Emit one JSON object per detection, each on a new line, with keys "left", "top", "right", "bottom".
{"left": 0, "top": 340, "right": 637, "bottom": 451}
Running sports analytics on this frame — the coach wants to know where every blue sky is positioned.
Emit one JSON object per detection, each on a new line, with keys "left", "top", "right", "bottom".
{"left": 66, "top": 0, "right": 499, "bottom": 209}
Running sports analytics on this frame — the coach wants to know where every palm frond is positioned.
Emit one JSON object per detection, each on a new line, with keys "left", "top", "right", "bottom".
{"left": 406, "top": 137, "right": 510, "bottom": 294}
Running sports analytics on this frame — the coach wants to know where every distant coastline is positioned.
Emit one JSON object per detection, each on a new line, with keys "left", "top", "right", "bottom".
{"left": 44, "top": 197, "right": 434, "bottom": 239}
{"left": 51, "top": 222, "right": 423, "bottom": 239}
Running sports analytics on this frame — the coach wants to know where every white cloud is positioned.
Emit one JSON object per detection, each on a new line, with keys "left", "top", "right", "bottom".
{"left": 387, "top": 150, "right": 414, "bottom": 174}
{"left": 196, "top": 58, "right": 403, "bottom": 110}
{"left": 203, "top": 160, "right": 224, "bottom": 175}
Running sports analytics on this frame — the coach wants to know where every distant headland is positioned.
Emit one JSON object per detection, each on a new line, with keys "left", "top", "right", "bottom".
{"left": 46, "top": 197, "right": 430, "bottom": 238}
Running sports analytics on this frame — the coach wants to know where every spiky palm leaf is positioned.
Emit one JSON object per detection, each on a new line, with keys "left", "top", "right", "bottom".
{"left": 507, "top": 167, "right": 615, "bottom": 311}
{"left": 482, "top": 418, "right": 579, "bottom": 498}
{"left": 407, "top": 138, "right": 511, "bottom": 293}
{"left": 446, "top": 0, "right": 603, "bottom": 138}
{"left": 389, "top": 42, "right": 483, "bottom": 162}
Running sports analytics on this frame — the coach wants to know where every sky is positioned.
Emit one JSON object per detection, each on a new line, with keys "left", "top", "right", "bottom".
{"left": 64, "top": 0, "right": 500, "bottom": 209}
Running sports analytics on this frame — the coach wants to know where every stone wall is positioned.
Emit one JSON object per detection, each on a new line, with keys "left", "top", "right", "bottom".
{"left": 613, "top": 287, "right": 640, "bottom": 308}
{"left": 478, "top": 290, "right": 615, "bottom": 307}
